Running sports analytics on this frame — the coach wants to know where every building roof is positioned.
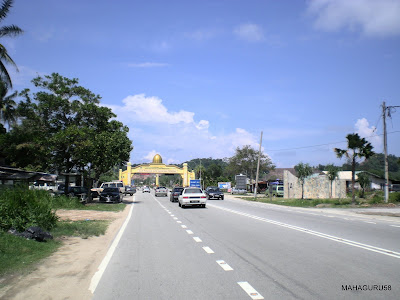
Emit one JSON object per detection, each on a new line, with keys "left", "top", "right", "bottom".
{"left": 265, "top": 168, "right": 296, "bottom": 181}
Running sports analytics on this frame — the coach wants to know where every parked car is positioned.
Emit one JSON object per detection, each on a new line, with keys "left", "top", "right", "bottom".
{"left": 55, "top": 186, "right": 89, "bottom": 201}
{"left": 155, "top": 186, "right": 168, "bottom": 197}
{"left": 267, "top": 184, "right": 284, "bottom": 197}
{"left": 99, "top": 187, "right": 123, "bottom": 203}
{"left": 124, "top": 186, "right": 136, "bottom": 196}
{"left": 205, "top": 186, "right": 224, "bottom": 200}
{"left": 178, "top": 187, "right": 207, "bottom": 208}
{"left": 170, "top": 187, "right": 184, "bottom": 202}
{"left": 142, "top": 186, "right": 150, "bottom": 193}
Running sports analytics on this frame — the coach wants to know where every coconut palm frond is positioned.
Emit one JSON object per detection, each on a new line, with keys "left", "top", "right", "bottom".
{"left": 0, "top": 24, "right": 23, "bottom": 37}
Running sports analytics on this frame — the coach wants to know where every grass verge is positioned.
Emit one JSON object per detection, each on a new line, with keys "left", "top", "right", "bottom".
{"left": 0, "top": 219, "right": 110, "bottom": 277}
{"left": 240, "top": 191, "right": 400, "bottom": 208}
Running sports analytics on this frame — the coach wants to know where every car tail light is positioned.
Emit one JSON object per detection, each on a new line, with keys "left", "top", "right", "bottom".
{"left": 201, "top": 196, "right": 206, "bottom": 198}
{"left": 183, "top": 196, "right": 189, "bottom": 199}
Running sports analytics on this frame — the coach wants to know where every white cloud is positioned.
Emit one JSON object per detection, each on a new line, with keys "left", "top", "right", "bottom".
{"left": 128, "top": 62, "right": 170, "bottom": 68}
{"left": 234, "top": 23, "right": 265, "bottom": 42}
{"left": 144, "top": 150, "right": 158, "bottom": 162}
{"left": 307, "top": 0, "right": 400, "bottom": 37}
{"left": 110, "top": 94, "right": 208, "bottom": 129}
{"left": 108, "top": 95, "right": 275, "bottom": 164}
{"left": 354, "top": 118, "right": 382, "bottom": 151}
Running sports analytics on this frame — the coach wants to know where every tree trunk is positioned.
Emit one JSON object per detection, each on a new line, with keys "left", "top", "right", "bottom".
{"left": 351, "top": 155, "right": 356, "bottom": 204}
{"left": 330, "top": 181, "right": 333, "bottom": 198}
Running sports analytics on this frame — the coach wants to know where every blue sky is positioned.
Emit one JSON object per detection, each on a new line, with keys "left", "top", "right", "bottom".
{"left": 4, "top": 0, "right": 400, "bottom": 167}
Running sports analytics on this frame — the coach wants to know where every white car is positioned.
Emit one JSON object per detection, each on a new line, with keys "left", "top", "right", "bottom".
{"left": 142, "top": 186, "right": 150, "bottom": 193}
{"left": 178, "top": 187, "right": 207, "bottom": 208}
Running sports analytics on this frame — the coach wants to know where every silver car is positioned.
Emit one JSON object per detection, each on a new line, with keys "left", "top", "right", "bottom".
{"left": 178, "top": 187, "right": 207, "bottom": 208}
{"left": 155, "top": 186, "right": 168, "bottom": 197}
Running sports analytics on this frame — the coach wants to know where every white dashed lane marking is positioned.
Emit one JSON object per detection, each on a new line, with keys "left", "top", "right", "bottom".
{"left": 193, "top": 237, "right": 202, "bottom": 242}
{"left": 181, "top": 225, "right": 187, "bottom": 228}
{"left": 186, "top": 230, "right": 193, "bottom": 234}
{"left": 216, "top": 260, "right": 233, "bottom": 271}
{"left": 202, "top": 246, "right": 214, "bottom": 254}
{"left": 390, "top": 225, "right": 400, "bottom": 228}
{"left": 238, "top": 281, "right": 264, "bottom": 299}
{"left": 177, "top": 221, "right": 182, "bottom": 223}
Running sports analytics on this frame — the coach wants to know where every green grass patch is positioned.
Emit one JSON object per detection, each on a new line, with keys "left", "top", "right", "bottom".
{"left": 0, "top": 219, "right": 110, "bottom": 277}
{"left": 51, "top": 220, "right": 109, "bottom": 239}
{"left": 0, "top": 230, "right": 61, "bottom": 277}
{"left": 242, "top": 197, "right": 353, "bottom": 207}
{"left": 51, "top": 195, "right": 126, "bottom": 212}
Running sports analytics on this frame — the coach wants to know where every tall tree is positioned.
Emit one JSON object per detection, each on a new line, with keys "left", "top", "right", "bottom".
{"left": 226, "top": 145, "right": 274, "bottom": 189}
{"left": 334, "top": 133, "right": 374, "bottom": 204}
{"left": 325, "top": 164, "right": 339, "bottom": 198}
{"left": 0, "top": 0, "right": 23, "bottom": 88}
{"left": 294, "top": 162, "right": 313, "bottom": 199}
{"left": 0, "top": 79, "right": 17, "bottom": 129}
{"left": 4, "top": 73, "right": 132, "bottom": 189}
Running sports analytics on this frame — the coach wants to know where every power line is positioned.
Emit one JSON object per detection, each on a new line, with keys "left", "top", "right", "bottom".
{"left": 264, "top": 130, "right": 400, "bottom": 152}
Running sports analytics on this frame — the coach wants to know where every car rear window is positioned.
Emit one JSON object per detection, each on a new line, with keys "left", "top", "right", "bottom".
{"left": 184, "top": 188, "right": 202, "bottom": 194}
{"left": 103, "top": 187, "right": 119, "bottom": 192}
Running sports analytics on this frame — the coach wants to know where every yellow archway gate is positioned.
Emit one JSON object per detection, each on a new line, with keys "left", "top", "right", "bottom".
{"left": 119, "top": 154, "right": 196, "bottom": 187}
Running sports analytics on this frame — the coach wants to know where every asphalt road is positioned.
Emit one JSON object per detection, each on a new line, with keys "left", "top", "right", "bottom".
{"left": 92, "top": 192, "right": 400, "bottom": 300}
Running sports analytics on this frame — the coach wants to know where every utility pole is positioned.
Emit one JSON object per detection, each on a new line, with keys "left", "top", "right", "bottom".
{"left": 382, "top": 102, "right": 389, "bottom": 203}
{"left": 199, "top": 158, "right": 202, "bottom": 190}
{"left": 382, "top": 102, "right": 400, "bottom": 203}
{"left": 254, "top": 131, "right": 263, "bottom": 199}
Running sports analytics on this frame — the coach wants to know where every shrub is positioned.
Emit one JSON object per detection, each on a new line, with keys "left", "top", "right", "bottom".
{"left": 0, "top": 188, "right": 58, "bottom": 232}
{"left": 389, "top": 192, "right": 400, "bottom": 203}
{"left": 368, "top": 193, "right": 383, "bottom": 204}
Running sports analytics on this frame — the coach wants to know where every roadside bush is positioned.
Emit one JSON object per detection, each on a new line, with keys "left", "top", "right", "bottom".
{"left": 50, "top": 194, "right": 85, "bottom": 209}
{"left": 368, "top": 193, "right": 383, "bottom": 204}
{"left": 0, "top": 188, "right": 58, "bottom": 232}
{"left": 389, "top": 192, "right": 400, "bottom": 203}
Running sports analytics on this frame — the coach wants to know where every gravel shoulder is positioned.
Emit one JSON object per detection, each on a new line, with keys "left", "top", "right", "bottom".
{"left": 0, "top": 199, "right": 132, "bottom": 300}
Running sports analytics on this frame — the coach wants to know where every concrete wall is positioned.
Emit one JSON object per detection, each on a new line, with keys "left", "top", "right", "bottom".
{"left": 284, "top": 170, "right": 347, "bottom": 199}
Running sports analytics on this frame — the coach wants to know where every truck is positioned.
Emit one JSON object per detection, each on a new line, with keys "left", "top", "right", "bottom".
{"left": 91, "top": 181, "right": 124, "bottom": 198}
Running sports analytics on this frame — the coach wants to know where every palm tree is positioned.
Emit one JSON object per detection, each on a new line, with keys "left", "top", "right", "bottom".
{"left": 334, "top": 133, "right": 374, "bottom": 204}
{"left": 0, "top": 0, "right": 23, "bottom": 88}
{"left": 0, "top": 78, "right": 17, "bottom": 129}
{"left": 294, "top": 162, "right": 313, "bottom": 199}
{"left": 326, "top": 164, "right": 339, "bottom": 198}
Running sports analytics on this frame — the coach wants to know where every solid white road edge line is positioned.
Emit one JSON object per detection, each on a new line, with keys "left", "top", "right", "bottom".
{"left": 237, "top": 281, "right": 264, "bottom": 300}
{"left": 208, "top": 204, "right": 400, "bottom": 259}
{"left": 89, "top": 203, "right": 134, "bottom": 294}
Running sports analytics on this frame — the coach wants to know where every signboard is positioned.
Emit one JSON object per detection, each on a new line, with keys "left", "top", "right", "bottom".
{"left": 235, "top": 175, "right": 247, "bottom": 190}
{"left": 218, "top": 182, "right": 231, "bottom": 189}
{"left": 190, "top": 179, "right": 201, "bottom": 188}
